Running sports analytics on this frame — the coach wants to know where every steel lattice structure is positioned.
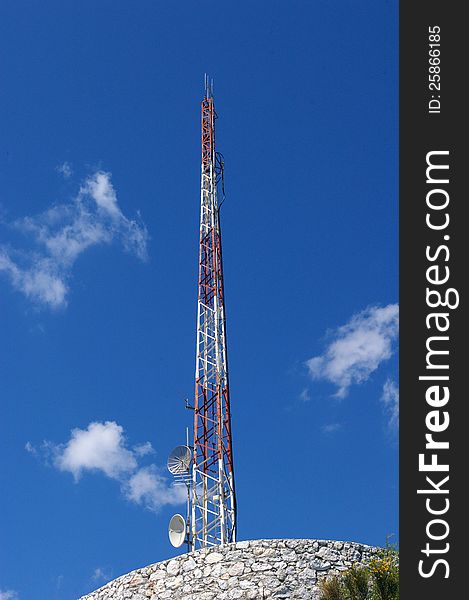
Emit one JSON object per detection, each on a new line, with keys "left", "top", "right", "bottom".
{"left": 190, "top": 77, "right": 236, "bottom": 550}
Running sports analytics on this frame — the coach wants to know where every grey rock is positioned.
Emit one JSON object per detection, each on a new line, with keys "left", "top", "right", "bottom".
{"left": 311, "top": 559, "right": 331, "bottom": 571}
{"left": 79, "top": 538, "right": 381, "bottom": 600}
{"left": 166, "top": 560, "right": 180, "bottom": 576}
{"left": 183, "top": 557, "right": 197, "bottom": 572}
{"left": 205, "top": 552, "right": 223, "bottom": 564}
{"left": 228, "top": 562, "right": 245, "bottom": 577}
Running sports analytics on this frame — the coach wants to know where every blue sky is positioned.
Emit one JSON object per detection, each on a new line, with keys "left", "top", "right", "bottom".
{"left": 0, "top": 2, "right": 398, "bottom": 599}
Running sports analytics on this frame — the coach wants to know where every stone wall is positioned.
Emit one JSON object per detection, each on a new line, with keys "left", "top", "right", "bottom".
{"left": 79, "top": 538, "right": 379, "bottom": 600}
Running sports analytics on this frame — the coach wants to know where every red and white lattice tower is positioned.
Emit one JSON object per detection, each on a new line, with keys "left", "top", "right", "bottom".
{"left": 190, "top": 76, "right": 236, "bottom": 550}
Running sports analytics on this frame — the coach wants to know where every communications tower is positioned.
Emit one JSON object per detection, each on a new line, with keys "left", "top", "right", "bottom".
{"left": 168, "top": 77, "right": 236, "bottom": 551}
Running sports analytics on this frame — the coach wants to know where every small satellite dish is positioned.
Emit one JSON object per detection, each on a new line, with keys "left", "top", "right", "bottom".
{"left": 167, "top": 445, "right": 192, "bottom": 475}
{"left": 168, "top": 514, "right": 186, "bottom": 548}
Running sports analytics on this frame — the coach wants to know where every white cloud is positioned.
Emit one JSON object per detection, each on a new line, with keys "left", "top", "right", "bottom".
{"left": 306, "top": 304, "right": 399, "bottom": 398}
{"left": 0, "top": 170, "right": 148, "bottom": 308}
{"left": 133, "top": 441, "right": 154, "bottom": 457}
{"left": 54, "top": 421, "right": 138, "bottom": 481}
{"left": 299, "top": 388, "right": 311, "bottom": 402}
{"left": 30, "top": 421, "right": 185, "bottom": 515}
{"left": 81, "top": 171, "right": 121, "bottom": 219}
{"left": 0, "top": 251, "right": 67, "bottom": 308}
{"left": 124, "top": 465, "right": 187, "bottom": 513}
{"left": 381, "top": 378, "right": 399, "bottom": 429}
{"left": 0, "top": 591, "right": 19, "bottom": 600}
{"left": 56, "top": 162, "right": 72, "bottom": 178}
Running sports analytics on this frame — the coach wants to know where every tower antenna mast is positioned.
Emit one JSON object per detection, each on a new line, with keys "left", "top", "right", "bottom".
{"left": 190, "top": 76, "right": 236, "bottom": 550}
{"left": 168, "top": 77, "right": 236, "bottom": 551}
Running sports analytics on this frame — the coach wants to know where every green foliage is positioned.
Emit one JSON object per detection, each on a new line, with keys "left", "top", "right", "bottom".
{"left": 318, "top": 545, "right": 399, "bottom": 600}
{"left": 343, "top": 564, "right": 370, "bottom": 600}
{"left": 369, "top": 545, "right": 399, "bottom": 600}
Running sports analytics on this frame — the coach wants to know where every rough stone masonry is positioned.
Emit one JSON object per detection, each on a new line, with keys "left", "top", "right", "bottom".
{"left": 79, "top": 538, "right": 379, "bottom": 600}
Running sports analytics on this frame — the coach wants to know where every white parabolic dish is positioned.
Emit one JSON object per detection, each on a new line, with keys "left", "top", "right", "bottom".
{"left": 167, "top": 445, "right": 192, "bottom": 475}
{"left": 168, "top": 514, "right": 186, "bottom": 548}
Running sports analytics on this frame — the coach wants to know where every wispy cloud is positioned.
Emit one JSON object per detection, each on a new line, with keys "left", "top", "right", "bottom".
{"left": 321, "top": 423, "right": 342, "bottom": 435}
{"left": 381, "top": 378, "right": 399, "bottom": 430}
{"left": 56, "top": 162, "right": 72, "bottom": 179}
{"left": 91, "top": 568, "right": 110, "bottom": 584}
{"left": 24, "top": 441, "right": 37, "bottom": 455}
{"left": 27, "top": 421, "right": 184, "bottom": 514}
{"left": 0, "top": 170, "right": 148, "bottom": 308}
{"left": 133, "top": 441, "right": 155, "bottom": 457}
{"left": 306, "top": 304, "right": 399, "bottom": 398}
{"left": 299, "top": 388, "right": 311, "bottom": 402}
{"left": 0, "top": 591, "right": 19, "bottom": 600}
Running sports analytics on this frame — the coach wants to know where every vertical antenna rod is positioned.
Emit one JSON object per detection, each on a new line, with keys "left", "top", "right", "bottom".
{"left": 190, "top": 76, "right": 236, "bottom": 550}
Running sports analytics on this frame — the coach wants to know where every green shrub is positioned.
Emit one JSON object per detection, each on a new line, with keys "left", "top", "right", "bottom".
{"left": 343, "top": 564, "right": 370, "bottom": 600}
{"left": 318, "top": 546, "right": 399, "bottom": 600}
{"left": 369, "top": 547, "right": 399, "bottom": 600}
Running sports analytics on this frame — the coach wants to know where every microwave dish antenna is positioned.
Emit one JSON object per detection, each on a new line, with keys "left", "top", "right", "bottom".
{"left": 168, "top": 514, "right": 186, "bottom": 548}
{"left": 167, "top": 445, "right": 192, "bottom": 475}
